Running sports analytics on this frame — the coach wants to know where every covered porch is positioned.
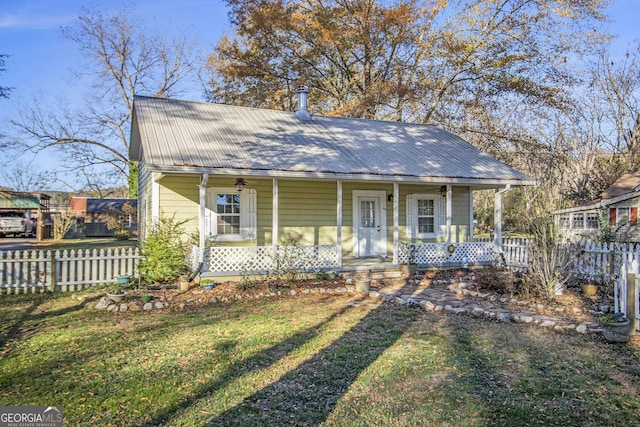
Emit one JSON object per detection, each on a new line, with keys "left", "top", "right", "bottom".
{"left": 187, "top": 176, "right": 513, "bottom": 277}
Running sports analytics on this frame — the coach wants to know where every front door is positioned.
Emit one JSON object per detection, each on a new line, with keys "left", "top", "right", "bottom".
{"left": 354, "top": 191, "right": 386, "bottom": 257}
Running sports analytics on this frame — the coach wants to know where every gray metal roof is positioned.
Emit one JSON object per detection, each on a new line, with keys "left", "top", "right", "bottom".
{"left": 130, "top": 95, "right": 531, "bottom": 184}
{"left": 86, "top": 199, "right": 137, "bottom": 214}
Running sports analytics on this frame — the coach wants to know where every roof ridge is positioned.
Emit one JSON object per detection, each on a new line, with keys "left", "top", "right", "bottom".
{"left": 133, "top": 95, "right": 443, "bottom": 128}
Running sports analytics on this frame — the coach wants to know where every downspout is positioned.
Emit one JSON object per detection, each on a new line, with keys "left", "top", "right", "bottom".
{"left": 199, "top": 173, "right": 209, "bottom": 263}
{"left": 494, "top": 184, "right": 511, "bottom": 260}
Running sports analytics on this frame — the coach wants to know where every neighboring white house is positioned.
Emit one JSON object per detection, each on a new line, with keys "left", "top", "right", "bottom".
{"left": 553, "top": 172, "right": 640, "bottom": 242}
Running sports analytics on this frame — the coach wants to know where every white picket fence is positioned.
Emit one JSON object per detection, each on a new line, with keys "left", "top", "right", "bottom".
{"left": 1, "top": 238, "right": 637, "bottom": 294}
{"left": 0, "top": 247, "right": 140, "bottom": 294}
{"left": 479, "top": 238, "right": 636, "bottom": 283}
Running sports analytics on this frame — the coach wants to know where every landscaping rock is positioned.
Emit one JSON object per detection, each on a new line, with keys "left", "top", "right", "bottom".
{"left": 143, "top": 302, "right": 153, "bottom": 311}
{"left": 513, "top": 313, "right": 534, "bottom": 324}
{"left": 119, "top": 304, "right": 128, "bottom": 312}
{"left": 576, "top": 324, "right": 588, "bottom": 334}
{"left": 539, "top": 320, "right": 556, "bottom": 328}
{"left": 472, "top": 307, "right": 485, "bottom": 316}
{"left": 154, "top": 302, "right": 165, "bottom": 309}
{"left": 95, "top": 297, "right": 111, "bottom": 310}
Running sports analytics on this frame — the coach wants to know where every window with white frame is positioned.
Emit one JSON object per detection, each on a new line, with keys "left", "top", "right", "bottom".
{"left": 558, "top": 215, "right": 570, "bottom": 229}
{"left": 617, "top": 207, "right": 630, "bottom": 225}
{"left": 216, "top": 193, "right": 241, "bottom": 235}
{"left": 572, "top": 213, "right": 584, "bottom": 229}
{"left": 558, "top": 211, "right": 600, "bottom": 230}
{"left": 206, "top": 188, "right": 257, "bottom": 241}
{"left": 407, "top": 194, "right": 444, "bottom": 239}
{"left": 586, "top": 213, "right": 599, "bottom": 229}
{"left": 610, "top": 206, "right": 639, "bottom": 227}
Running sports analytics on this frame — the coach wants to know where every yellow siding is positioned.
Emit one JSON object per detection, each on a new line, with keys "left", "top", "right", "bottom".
{"left": 158, "top": 175, "right": 200, "bottom": 235}
{"left": 451, "top": 189, "right": 471, "bottom": 242}
{"left": 278, "top": 180, "right": 337, "bottom": 245}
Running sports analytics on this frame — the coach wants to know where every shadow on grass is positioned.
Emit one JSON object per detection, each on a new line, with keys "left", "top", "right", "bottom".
{"left": 141, "top": 296, "right": 367, "bottom": 427}
{"left": 205, "top": 284, "right": 421, "bottom": 426}
{"left": 437, "top": 315, "right": 640, "bottom": 427}
{"left": 0, "top": 293, "right": 101, "bottom": 355}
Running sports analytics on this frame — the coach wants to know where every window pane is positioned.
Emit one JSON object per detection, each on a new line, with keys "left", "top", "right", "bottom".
{"left": 360, "top": 200, "right": 375, "bottom": 227}
{"left": 418, "top": 217, "right": 434, "bottom": 233}
{"left": 618, "top": 208, "right": 630, "bottom": 225}
{"left": 418, "top": 199, "right": 434, "bottom": 215}
{"left": 586, "top": 213, "right": 599, "bottom": 229}
{"left": 572, "top": 213, "right": 584, "bottom": 229}
{"left": 217, "top": 215, "right": 240, "bottom": 234}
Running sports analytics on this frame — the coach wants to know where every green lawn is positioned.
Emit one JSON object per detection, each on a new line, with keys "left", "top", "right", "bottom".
{"left": 26, "top": 237, "right": 137, "bottom": 251}
{"left": 1, "top": 290, "right": 639, "bottom": 426}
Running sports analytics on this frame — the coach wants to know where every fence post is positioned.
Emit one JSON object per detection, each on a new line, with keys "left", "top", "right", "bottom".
{"left": 47, "top": 250, "right": 57, "bottom": 292}
{"left": 628, "top": 273, "right": 638, "bottom": 336}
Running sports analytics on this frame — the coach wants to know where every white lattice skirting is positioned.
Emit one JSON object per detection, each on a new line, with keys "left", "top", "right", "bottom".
{"left": 202, "top": 245, "right": 340, "bottom": 274}
{"left": 399, "top": 242, "right": 497, "bottom": 267}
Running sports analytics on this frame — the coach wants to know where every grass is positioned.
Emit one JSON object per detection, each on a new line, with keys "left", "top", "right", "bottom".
{"left": 1, "top": 289, "right": 640, "bottom": 426}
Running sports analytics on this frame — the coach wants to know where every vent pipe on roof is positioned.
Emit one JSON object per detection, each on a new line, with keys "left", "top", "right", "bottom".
{"left": 295, "top": 85, "right": 312, "bottom": 121}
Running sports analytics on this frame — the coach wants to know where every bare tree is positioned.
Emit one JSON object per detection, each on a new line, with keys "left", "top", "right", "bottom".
{"left": 588, "top": 42, "right": 640, "bottom": 174}
{"left": 0, "top": 54, "right": 11, "bottom": 99}
{"left": 1, "top": 162, "right": 52, "bottom": 192}
{"left": 10, "top": 8, "right": 199, "bottom": 197}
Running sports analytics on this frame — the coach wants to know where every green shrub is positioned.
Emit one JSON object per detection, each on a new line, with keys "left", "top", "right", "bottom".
{"left": 138, "top": 215, "right": 189, "bottom": 285}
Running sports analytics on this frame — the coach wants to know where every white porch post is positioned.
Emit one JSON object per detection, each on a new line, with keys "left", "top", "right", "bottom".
{"left": 469, "top": 190, "right": 474, "bottom": 242}
{"left": 337, "top": 180, "right": 343, "bottom": 267}
{"left": 494, "top": 185, "right": 511, "bottom": 254}
{"left": 198, "top": 173, "right": 209, "bottom": 262}
{"left": 393, "top": 182, "right": 399, "bottom": 264}
{"left": 446, "top": 185, "right": 452, "bottom": 244}
{"left": 273, "top": 179, "right": 279, "bottom": 256}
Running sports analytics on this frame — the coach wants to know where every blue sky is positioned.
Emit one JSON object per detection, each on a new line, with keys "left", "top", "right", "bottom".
{"left": 0, "top": 0, "right": 229, "bottom": 106}
{"left": 0, "top": 0, "right": 638, "bottom": 190}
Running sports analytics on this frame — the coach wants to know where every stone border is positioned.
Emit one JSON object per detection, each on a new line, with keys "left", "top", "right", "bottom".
{"left": 370, "top": 278, "right": 603, "bottom": 336}
{"left": 83, "top": 279, "right": 606, "bottom": 336}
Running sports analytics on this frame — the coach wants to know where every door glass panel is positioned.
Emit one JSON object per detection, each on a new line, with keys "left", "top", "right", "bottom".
{"left": 360, "top": 200, "right": 376, "bottom": 228}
